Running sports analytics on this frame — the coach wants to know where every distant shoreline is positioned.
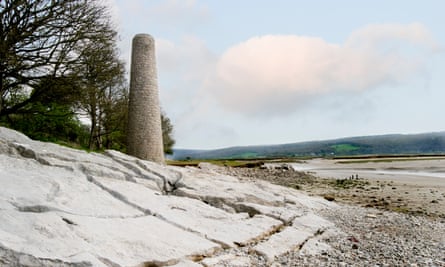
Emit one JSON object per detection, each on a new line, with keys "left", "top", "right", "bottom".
{"left": 212, "top": 157, "right": 445, "bottom": 218}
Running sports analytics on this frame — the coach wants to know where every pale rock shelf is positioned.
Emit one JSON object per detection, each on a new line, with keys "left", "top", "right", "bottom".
{"left": 0, "top": 127, "right": 338, "bottom": 266}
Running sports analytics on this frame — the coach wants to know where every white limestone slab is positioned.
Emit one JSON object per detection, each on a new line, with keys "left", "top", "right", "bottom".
{"left": 0, "top": 209, "right": 218, "bottom": 267}
{"left": 299, "top": 238, "right": 332, "bottom": 256}
{"left": 253, "top": 227, "right": 312, "bottom": 262}
{"left": 176, "top": 167, "right": 336, "bottom": 214}
{"left": 66, "top": 214, "right": 219, "bottom": 266}
{"left": 291, "top": 212, "right": 334, "bottom": 232}
{"left": 0, "top": 127, "right": 341, "bottom": 266}
{"left": 170, "top": 259, "right": 203, "bottom": 267}
{"left": 0, "top": 155, "right": 142, "bottom": 218}
{"left": 201, "top": 254, "right": 252, "bottom": 267}
{"left": 235, "top": 202, "right": 305, "bottom": 223}
{"left": 94, "top": 176, "right": 283, "bottom": 247}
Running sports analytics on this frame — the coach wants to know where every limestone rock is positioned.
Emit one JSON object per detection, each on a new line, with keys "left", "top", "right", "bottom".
{"left": 253, "top": 227, "right": 313, "bottom": 262}
{"left": 201, "top": 254, "right": 252, "bottom": 267}
{"left": 0, "top": 127, "right": 339, "bottom": 266}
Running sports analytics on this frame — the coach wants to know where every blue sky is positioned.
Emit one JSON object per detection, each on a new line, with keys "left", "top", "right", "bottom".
{"left": 109, "top": 0, "right": 445, "bottom": 149}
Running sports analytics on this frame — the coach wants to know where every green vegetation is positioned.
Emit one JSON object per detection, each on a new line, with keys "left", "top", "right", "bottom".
{"left": 330, "top": 143, "right": 359, "bottom": 154}
{"left": 219, "top": 152, "right": 260, "bottom": 159}
{"left": 161, "top": 113, "right": 175, "bottom": 155}
{"left": 174, "top": 132, "right": 445, "bottom": 160}
{"left": 0, "top": 0, "right": 175, "bottom": 154}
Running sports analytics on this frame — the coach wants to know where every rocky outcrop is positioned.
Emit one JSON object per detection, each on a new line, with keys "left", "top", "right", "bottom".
{"left": 0, "top": 127, "right": 337, "bottom": 266}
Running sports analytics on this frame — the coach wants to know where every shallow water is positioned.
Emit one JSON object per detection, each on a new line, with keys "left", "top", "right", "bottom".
{"left": 289, "top": 160, "right": 445, "bottom": 181}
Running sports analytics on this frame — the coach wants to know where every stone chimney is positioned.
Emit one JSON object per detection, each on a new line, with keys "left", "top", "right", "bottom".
{"left": 126, "top": 34, "right": 165, "bottom": 163}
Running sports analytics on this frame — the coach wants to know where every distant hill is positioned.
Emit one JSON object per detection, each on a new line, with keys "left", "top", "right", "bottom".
{"left": 172, "top": 132, "right": 445, "bottom": 160}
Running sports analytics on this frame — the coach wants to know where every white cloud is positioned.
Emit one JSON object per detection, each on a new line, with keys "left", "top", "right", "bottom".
{"left": 204, "top": 23, "right": 438, "bottom": 116}
{"left": 154, "top": 36, "right": 218, "bottom": 147}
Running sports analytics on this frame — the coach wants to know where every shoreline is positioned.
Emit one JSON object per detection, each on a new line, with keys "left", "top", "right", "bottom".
{"left": 208, "top": 160, "right": 445, "bottom": 265}
{"left": 215, "top": 158, "right": 445, "bottom": 218}
{"left": 292, "top": 158, "right": 445, "bottom": 218}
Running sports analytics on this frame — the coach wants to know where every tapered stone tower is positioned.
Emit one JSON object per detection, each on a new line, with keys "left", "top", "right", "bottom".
{"left": 127, "top": 34, "right": 164, "bottom": 163}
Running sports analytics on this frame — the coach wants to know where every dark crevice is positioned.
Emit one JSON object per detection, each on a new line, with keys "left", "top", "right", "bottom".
{"left": 17, "top": 205, "right": 52, "bottom": 213}
{"left": 298, "top": 228, "right": 327, "bottom": 251}
{"left": 174, "top": 190, "right": 267, "bottom": 218}
{"left": 12, "top": 143, "right": 37, "bottom": 159}
{"left": 230, "top": 203, "right": 262, "bottom": 218}
{"left": 134, "top": 159, "right": 185, "bottom": 194}
{"left": 102, "top": 154, "right": 167, "bottom": 192}
{"left": 11, "top": 201, "right": 146, "bottom": 219}
{"left": 236, "top": 223, "right": 285, "bottom": 248}
{"left": 140, "top": 258, "right": 179, "bottom": 267}
{"left": 96, "top": 256, "right": 121, "bottom": 267}
{"left": 104, "top": 150, "right": 184, "bottom": 194}
{"left": 62, "top": 217, "right": 77, "bottom": 225}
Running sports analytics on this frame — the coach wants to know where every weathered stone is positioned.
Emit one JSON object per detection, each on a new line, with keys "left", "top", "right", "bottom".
{"left": 170, "top": 259, "right": 203, "bottom": 267}
{"left": 292, "top": 212, "right": 334, "bottom": 233}
{"left": 0, "top": 209, "right": 218, "bottom": 266}
{"left": 93, "top": 175, "right": 283, "bottom": 248}
{"left": 299, "top": 238, "right": 332, "bottom": 256}
{"left": 253, "top": 227, "right": 312, "bottom": 262}
{"left": 233, "top": 202, "right": 305, "bottom": 224}
{"left": 201, "top": 254, "right": 252, "bottom": 267}
{"left": 0, "top": 127, "right": 341, "bottom": 266}
{"left": 127, "top": 33, "right": 164, "bottom": 163}
{"left": 0, "top": 155, "right": 142, "bottom": 218}
{"left": 175, "top": 166, "right": 336, "bottom": 214}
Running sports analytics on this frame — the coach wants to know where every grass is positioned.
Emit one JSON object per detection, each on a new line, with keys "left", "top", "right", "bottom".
{"left": 330, "top": 143, "right": 360, "bottom": 154}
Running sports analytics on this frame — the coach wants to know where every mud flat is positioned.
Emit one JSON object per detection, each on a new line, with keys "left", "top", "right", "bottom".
{"left": 291, "top": 157, "right": 445, "bottom": 217}
{"left": 221, "top": 157, "right": 445, "bottom": 218}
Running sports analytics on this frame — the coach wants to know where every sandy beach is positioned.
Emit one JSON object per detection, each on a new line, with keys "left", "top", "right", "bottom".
{"left": 220, "top": 157, "right": 445, "bottom": 218}
{"left": 208, "top": 158, "right": 445, "bottom": 265}
{"left": 289, "top": 157, "right": 445, "bottom": 218}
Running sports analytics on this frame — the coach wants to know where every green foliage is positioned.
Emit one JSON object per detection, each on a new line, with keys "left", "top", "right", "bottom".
{"left": 174, "top": 132, "right": 445, "bottom": 160}
{"left": 330, "top": 143, "right": 360, "bottom": 154}
{"left": 161, "top": 112, "right": 175, "bottom": 155}
{"left": 75, "top": 37, "right": 127, "bottom": 150}
{"left": 0, "top": 0, "right": 176, "bottom": 155}
{"left": 1, "top": 102, "right": 88, "bottom": 145}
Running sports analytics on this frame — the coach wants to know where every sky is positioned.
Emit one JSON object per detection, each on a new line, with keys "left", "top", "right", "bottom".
{"left": 108, "top": 0, "right": 445, "bottom": 149}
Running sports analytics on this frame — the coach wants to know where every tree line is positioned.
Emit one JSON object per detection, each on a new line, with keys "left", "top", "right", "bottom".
{"left": 0, "top": 0, "right": 174, "bottom": 153}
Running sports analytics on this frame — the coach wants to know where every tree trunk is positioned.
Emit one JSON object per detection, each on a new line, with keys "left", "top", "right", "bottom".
{"left": 88, "top": 114, "right": 96, "bottom": 150}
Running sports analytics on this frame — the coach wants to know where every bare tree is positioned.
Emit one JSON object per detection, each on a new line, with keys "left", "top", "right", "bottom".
{"left": 0, "top": 0, "right": 113, "bottom": 118}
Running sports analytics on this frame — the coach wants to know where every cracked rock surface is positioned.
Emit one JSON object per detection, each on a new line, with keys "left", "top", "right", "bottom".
{"left": 0, "top": 127, "right": 337, "bottom": 266}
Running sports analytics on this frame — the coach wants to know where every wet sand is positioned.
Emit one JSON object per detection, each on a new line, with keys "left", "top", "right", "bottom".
{"left": 290, "top": 157, "right": 445, "bottom": 218}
